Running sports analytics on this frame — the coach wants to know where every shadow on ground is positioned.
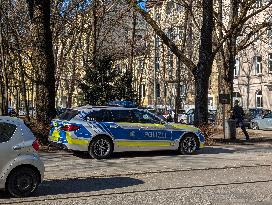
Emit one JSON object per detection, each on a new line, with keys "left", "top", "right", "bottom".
{"left": 214, "top": 137, "right": 272, "bottom": 145}
{"left": 71, "top": 147, "right": 236, "bottom": 160}
{"left": 198, "top": 146, "right": 235, "bottom": 154}
{"left": 0, "top": 176, "right": 144, "bottom": 199}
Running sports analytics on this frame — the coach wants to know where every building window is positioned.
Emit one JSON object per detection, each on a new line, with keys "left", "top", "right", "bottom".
{"left": 140, "top": 84, "right": 146, "bottom": 98}
{"left": 254, "top": 56, "right": 262, "bottom": 75}
{"left": 176, "top": 4, "right": 184, "bottom": 12}
{"left": 167, "top": 28, "right": 174, "bottom": 41}
{"left": 115, "top": 64, "right": 121, "bottom": 73}
{"left": 234, "top": 58, "right": 240, "bottom": 77}
{"left": 156, "top": 84, "right": 161, "bottom": 98}
{"left": 256, "top": 90, "right": 263, "bottom": 108}
{"left": 208, "top": 97, "right": 214, "bottom": 107}
{"left": 267, "top": 27, "right": 272, "bottom": 39}
{"left": 180, "top": 84, "right": 186, "bottom": 97}
{"left": 255, "top": 0, "right": 263, "bottom": 8}
{"left": 269, "top": 53, "right": 272, "bottom": 73}
{"left": 176, "top": 26, "right": 183, "bottom": 40}
{"left": 168, "top": 51, "right": 173, "bottom": 70}
{"left": 155, "top": 13, "right": 161, "bottom": 22}
{"left": 155, "top": 35, "right": 160, "bottom": 48}
{"left": 155, "top": 57, "right": 160, "bottom": 71}
{"left": 166, "top": 1, "right": 174, "bottom": 15}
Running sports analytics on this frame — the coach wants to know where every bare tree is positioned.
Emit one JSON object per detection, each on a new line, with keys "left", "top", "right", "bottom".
{"left": 26, "top": 0, "right": 56, "bottom": 125}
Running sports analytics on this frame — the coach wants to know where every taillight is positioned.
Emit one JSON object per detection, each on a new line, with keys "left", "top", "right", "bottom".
{"left": 32, "top": 139, "right": 40, "bottom": 151}
{"left": 61, "top": 125, "right": 80, "bottom": 131}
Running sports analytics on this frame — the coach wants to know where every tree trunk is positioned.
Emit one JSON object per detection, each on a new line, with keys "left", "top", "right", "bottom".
{"left": 92, "top": 0, "right": 98, "bottom": 67}
{"left": 17, "top": 45, "right": 30, "bottom": 121}
{"left": 28, "top": 0, "right": 56, "bottom": 125}
{"left": 220, "top": 0, "right": 239, "bottom": 118}
{"left": 193, "top": 0, "right": 214, "bottom": 126}
{"left": 127, "top": 10, "right": 137, "bottom": 101}
{"left": 0, "top": 1, "right": 8, "bottom": 115}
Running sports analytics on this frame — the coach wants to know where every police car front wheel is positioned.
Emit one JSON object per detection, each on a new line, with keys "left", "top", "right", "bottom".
{"left": 89, "top": 136, "right": 113, "bottom": 159}
{"left": 179, "top": 134, "right": 198, "bottom": 155}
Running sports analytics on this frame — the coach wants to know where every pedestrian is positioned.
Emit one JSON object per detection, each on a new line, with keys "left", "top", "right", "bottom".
{"left": 232, "top": 100, "right": 250, "bottom": 141}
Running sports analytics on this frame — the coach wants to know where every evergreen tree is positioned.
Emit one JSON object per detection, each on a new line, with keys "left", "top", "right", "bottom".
{"left": 80, "top": 56, "right": 136, "bottom": 105}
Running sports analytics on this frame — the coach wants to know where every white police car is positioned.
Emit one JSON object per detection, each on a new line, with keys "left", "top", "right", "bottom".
{"left": 49, "top": 106, "right": 205, "bottom": 159}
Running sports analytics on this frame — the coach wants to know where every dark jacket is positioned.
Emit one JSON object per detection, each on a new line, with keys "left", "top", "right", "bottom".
{"left": 232, "top": 105, "right": 245, "bottom": 122}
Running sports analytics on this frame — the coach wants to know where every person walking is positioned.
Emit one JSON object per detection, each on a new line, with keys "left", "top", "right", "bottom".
{"left": 232, "top": 100, "right": 250, "bottom": 141}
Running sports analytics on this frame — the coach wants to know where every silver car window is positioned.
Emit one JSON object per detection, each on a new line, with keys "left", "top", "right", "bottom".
{"left": 264, "top": 113, "right": 272, "bottom": 118}
{"left": 0, "top": 122, "right": 17, "bottom": 143}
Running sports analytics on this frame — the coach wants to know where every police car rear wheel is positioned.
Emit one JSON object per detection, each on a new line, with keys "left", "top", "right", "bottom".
{"left": 179, "top": 134, "right": 198, "bottom": 155}
{"left": 89, "top": 137, "right": 113, "bottom": 159}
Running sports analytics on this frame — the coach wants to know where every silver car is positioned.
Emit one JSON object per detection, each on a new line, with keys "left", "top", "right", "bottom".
{"left": 251, "top": 112, "right": 272, "bottom": 130}
{"left": 0, "top": 116, "right": 44, "bottom": 197}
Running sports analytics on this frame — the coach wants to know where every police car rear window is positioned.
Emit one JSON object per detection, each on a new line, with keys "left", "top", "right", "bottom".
{"left": 59, "top": 110, "right": 78, "bottom": 121}
{"left": 0, "top": 122, "right": 17, "bottom": 143}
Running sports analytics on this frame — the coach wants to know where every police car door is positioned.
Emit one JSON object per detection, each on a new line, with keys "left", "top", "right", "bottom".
{"left": 106, "top": 109, "right": 141, "bottom": 151}
{"left": 132, "top": 110, "right": 173, "bottom": 151}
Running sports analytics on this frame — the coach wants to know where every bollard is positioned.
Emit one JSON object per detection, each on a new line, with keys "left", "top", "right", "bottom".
{"left": 224, "top": 119, "right": 236, "bottom": 140}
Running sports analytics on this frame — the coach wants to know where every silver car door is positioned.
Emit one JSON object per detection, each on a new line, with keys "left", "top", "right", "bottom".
{"left": 0, "top": 122, "right": 21, "bottom": 172}
{"left": 263, "top": 113, "right": 272, "bottom": 130}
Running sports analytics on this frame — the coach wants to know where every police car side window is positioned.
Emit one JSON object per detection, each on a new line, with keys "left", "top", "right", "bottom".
{"left": 85, "top": 110, "right": 112, "bottom": 122}
{"left": 110, "top": 110, "right": 135, "bottom": 122}
{"left": 0, "top": 122, "right": 16, "bottom": 143}
{"left": 86, "top": 110, "right": 103, "bottom": 122}
{"left": 133, "top": 110, "right": 161, "bottom": 123}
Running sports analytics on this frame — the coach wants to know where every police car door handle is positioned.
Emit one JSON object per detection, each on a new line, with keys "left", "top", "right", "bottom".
{"left": 110, "top": 125, "right": 119, "bottom": 128}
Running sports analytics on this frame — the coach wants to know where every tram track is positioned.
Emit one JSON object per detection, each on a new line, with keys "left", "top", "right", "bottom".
{"left": 1, "top": 163, "right": 272, "bottom": 204}
{"left": 44, "top": 163, "right": 272, "bottom": 181}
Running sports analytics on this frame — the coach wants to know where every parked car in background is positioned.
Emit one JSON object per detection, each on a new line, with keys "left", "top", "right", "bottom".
{"left": 0, "top": 116, "right": 44, "bottom": 197}
{"left": 244, "top": 108, "right": 271, "bottom": 128}
{"left": 18, "top": 107, "right": 36, "bottom": 117}
{"left": 251, "top": 112, "right": 272, "bottom": 130}
{"left": 8, "top": 108, "right": 17, "bottom": 116}
{"left": 177, "top": 109, "right": 186, "bottom": 123}
{"left": 179, "top": 108, "right": 217, "bottom": 125}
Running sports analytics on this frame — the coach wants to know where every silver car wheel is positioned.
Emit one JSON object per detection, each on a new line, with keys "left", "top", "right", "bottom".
{"left": 7, "top": 167, "right": 40, "bottom": 197}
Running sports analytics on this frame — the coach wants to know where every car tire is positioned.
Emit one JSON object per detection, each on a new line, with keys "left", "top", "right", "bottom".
{"left": 89, "top": 136, "right": 113, "bottom": 159}
{"left": 6, "top": 167, "right": 40, "bottom": 198}
{"left": 178, "top": 134, "right": 198, "bottom": 155}
{"left": 252, "top": 122, "right": 259, "bottom": 130}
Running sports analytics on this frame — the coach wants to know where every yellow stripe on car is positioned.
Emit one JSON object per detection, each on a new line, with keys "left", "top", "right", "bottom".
{"left": 171, "top": 124, "right": 199, "bottom": 132}
{"left": 116, "top": 141, "right": 173, "bottom": 147}
{"left": 49, "top": 130, "right": 60, "bottom": 141}
{"left": 118, "top": 122, "right": 165, "bottom": 128}
{"left": 66, "top": 132, "right": 89, "bottom": 145}
{"left": 199, "top": 143, "right": 205, "bottom": 149}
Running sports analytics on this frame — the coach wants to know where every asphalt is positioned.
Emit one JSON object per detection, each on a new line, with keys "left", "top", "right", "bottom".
{"left": 0, "top": 129, "right": 272, "bottom": 205}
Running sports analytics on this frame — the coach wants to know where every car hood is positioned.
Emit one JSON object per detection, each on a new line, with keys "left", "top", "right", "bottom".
{"left": 168, "top": 123, "right": 199, "bottom": 132}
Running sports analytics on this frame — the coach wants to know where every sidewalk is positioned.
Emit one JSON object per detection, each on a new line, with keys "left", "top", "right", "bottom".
{"left": 210, "top": 126, "right": 272, "bottom": 144}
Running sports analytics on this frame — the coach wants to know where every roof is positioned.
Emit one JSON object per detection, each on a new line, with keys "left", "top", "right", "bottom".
{"left": 0, "top": 116, "right": 24, "bottom": 125}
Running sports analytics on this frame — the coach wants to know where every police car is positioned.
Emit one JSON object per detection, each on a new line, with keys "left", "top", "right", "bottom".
{"left": 49, "top": 106, "right": 205, "bottom": 159}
